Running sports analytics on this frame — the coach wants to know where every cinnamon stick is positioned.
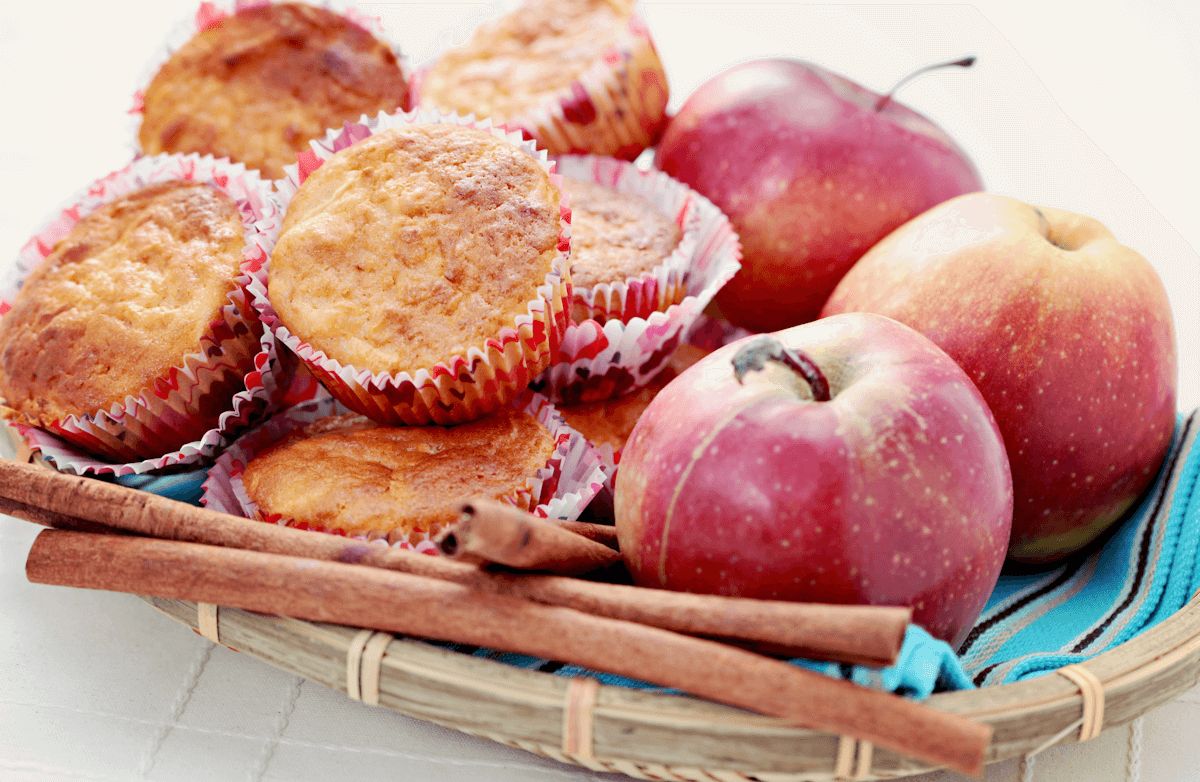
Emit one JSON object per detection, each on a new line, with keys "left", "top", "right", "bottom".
{"left": 25, "top": 529, "right": 989, "bottom": 775}
{"left": 554, "top": 519, "right": 619, "bottom": 548}
{"left": 0, "top": 460, "right": 910, "bottom": 666}
{"left": 436, "top": 500, "right": 623, "bottom": 575}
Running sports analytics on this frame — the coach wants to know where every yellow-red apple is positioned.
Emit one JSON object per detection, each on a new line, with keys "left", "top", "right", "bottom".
{"left": 824, "top": 193, "right": 1177, "bottom": 563}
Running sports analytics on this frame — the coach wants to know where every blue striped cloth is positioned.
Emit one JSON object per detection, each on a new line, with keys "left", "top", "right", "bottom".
{"left": 118, "top": 409, "right": 1200, "bottom": 696}
{"left": 960, "top": 410, "right": 1200, "bottom": 686}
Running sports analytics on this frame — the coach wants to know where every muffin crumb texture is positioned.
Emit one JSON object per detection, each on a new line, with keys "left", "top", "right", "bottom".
{"left": 420, "top": 0, "right": 631, "bottom": 121}
{"left": 139, "top": 2, "right": 409, "bottom": 178}
{"left": 242, "top": 408, "right": 556, "bottom": 539}
{"left": 269, "top": 124, "right": 562, "bottom": 373}
{"left": 0, "top": 181, "right": 245, "bottom": 425}
{"left": 566, "top": 176, "right": 681, "bottom": 289}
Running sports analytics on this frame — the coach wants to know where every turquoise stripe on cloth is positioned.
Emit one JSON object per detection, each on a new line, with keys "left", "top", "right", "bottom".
{"left": 122, "top": 409, "right": 1200, "bottom": 697}
{"left": 960, "top": 411, "right": 1200, "bottom": 686}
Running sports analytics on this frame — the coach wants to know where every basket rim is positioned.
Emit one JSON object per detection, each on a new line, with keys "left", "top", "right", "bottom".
{"left": 141, "top": 587, "right": 1200, "bottom": 782}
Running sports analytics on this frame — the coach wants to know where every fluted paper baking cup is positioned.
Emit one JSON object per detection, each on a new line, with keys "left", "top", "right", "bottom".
{"left": 533, "top": 189, "right": 741, "bottom": 404}
{"left": 256, "top": 109, "right": 572, "bottom": 425}
{"left": 557, "top": 154, "right": 700, "bottom": 324}
{"left": 129, "top": 0, "right": 410, "bottom": 158}
{"left": 412, "top": 10, "right": 668, "bottom": 161}
{"left": 1, "top": 153, "right": 288, "bottom": 476}
{"left": 202, "top": 391, "right": 607, "bottom": 549}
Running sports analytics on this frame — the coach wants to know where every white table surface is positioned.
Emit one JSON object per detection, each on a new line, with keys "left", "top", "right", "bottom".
{"left": 1, "top": 2, "right": 1199, "bottom": 781}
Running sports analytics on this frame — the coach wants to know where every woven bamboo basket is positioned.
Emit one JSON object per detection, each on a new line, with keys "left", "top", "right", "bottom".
{"left": 134, "top": 584, "right": 1200, "bottom": 782}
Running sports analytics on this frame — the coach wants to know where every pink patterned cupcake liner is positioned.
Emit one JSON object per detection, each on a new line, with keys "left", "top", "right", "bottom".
{"left": 533, "top": 189, "right": 741, "bottom": 404}
{"left": 411, "top": 10, "right": 669, "bottom": 161}
{"left": 202, "top": 391, "right": 608, "bottom": 550}
{"left": 255, "top": 109, "right": 573, "bottom": 426}
{"left": 2, "top": 153, "right": 289, "bottom": 476}
{"left": 557, "top": 154, "right": 700, "bottom": 324}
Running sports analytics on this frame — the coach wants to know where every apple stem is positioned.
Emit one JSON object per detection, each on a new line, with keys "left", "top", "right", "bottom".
{"left": 731, "top": 337, "right": 831, "bottom": 402}
{"left": 874, "top": 55, "right": 977, "bottom": 112}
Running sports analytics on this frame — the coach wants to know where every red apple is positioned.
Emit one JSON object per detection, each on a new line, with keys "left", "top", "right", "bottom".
{"left": 824, "top": 193, "right": 1177, "bottom": 563}
{"left": 656, "top": 58, "right": 983, "bottom": 331}
{"left": 615, "top": 313, "right": 1012, "bottom": 646}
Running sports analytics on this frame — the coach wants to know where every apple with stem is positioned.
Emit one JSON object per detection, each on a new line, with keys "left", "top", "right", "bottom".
{"left": 824, "top": 193, "right": 1177, "bottom": 563}
{"left": 656, "top": 57, "right": 983, "bottom": 331}
{"left": 615, "top": 313, "right": 1013, "bottom": 646}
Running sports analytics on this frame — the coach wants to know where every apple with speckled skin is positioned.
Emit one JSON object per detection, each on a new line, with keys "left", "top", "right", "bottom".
{"left": 655, "top": 58, "right": 983, "bottom": 332}
{"left": 614, "top": 313, "right": 1012, "bottom": 646}
{"left": 824, "top": 193, "right": 1177, "bottom": 564}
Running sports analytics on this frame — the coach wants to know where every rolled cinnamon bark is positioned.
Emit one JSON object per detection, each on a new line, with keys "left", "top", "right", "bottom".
{"left": 555, "top": 519, "right": 619, "bottom": 548}
{"left": 436, "top": 500, "right": 623, "bottom": 574}
{"left": 25, "top": 529, "right": 989, "bottom": 775}
{"left": 0, "top": 459, "right": 909, "bottom": 665}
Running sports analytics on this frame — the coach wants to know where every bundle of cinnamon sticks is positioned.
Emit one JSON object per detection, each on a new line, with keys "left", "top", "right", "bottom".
{"left": 0, "top": 459, "right": 990, "bottom": 775}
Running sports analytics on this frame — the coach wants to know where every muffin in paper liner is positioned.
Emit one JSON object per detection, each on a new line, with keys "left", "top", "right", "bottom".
{"left": 201, "top": 391, "right": 608, "bottom": 550}
{"left": 561, "top": 339, "right": 717, "bottom": 522}
{"left": 129, "top": 0, "right": 411, "bottom": 178}
{"left": 412, "top": 3, "right": 669, "bottom": 161}
{"left": 1, "top": 153, "right": 290, "bottom": 476}
{"left": 557, "top": 154, "right": 700, "bottom": 324}
{"left": 255, "top": 109, "right": 573, "bottom": 426}
{"left": 533, "top": 189, "right": 741, "bottom": 404}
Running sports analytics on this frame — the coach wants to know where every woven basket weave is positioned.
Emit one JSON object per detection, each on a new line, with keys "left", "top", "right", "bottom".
{"left": 142, "top": 592, "right": 1200, "bottom": 781}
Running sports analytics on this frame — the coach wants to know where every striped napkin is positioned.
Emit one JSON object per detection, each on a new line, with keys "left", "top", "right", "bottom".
{"left": 110, "top": 409, "right": 1200, "bottom": 696}
{"left": 959, "top": 410, "right": 1200, "bottom": 687}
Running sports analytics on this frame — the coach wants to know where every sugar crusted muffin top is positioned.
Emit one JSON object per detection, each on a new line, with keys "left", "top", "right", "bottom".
{"left": 565, "top": 177, "right": 681, "bottom": 289}
{"left": 268, "top": 124, "right": 563, "bottom": 373}
{"left": 0, "top": 181, "right": 245, "bottom": 425}
{"left": 242, "top": 408, "right": 557, "bottom": 538}
{"left": 139, "top": 2, "right": 409, "bottom": 179}
{"left": 420, "top": 0, "right": 632, "bottom": 121}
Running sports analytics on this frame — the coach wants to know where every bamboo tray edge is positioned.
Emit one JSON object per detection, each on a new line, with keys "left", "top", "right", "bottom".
{"left": 141, "top": 588, "right": 1200, "bottom": 782}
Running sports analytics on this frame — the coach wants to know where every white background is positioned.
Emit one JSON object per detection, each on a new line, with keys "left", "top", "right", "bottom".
{"left": 1, "top": 1, "right": 1199, "bottom": 781}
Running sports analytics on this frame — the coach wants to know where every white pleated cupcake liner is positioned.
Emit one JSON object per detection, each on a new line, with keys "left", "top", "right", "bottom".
{"left": 3, "top": 153, "right": 289, "bottom": 476}
{"left": 201, "top": 391, "right": 607, "bottom": 551}
{"left": 532, "top": 188, "right": 741, "bottom": 404}
{"left": 556, "top": 154, "right": 700, "bottom": 323}
{"left": 255, "top": 109, "right": 572, "bottom": 425}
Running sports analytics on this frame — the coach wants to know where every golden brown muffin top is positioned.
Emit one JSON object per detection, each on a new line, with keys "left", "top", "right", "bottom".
{"left": 242, "top": 408, "right": 556, "bottom": 538}
{"left": 565, "top": 177, "right": 681, "bottom": 289}
{"left": 559, "top": 343, "right": 708, "bottom": 450}
{"left": 269, "top": 124, "right": 562, "bottom": 372}
{"left": 139, "top": 2, "right": 409, "bottom": 179}
{"left": 420, "top": 0, "right": 632, "bottom": 121}
{"left": 0, "top": 181, "right": 244, "bottom": 425}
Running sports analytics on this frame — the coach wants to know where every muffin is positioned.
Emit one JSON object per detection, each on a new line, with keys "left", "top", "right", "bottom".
{"left": 565, "top": 175, "right": 684, "bottom": 322}
{"left": 417, "top": 0, "right": 669, "bottom": 159}
{"left": 559, "top": 380, "right": 662, "bottom": 453}
{"left": 262, "top": 116, "right": 570, "bottom": 424}
{"left": 533, "top": 165, "right": 741, "bottom": 405}
{"left": 240, "top": 407, "right": 557, "bottom": 544}
{"left": 138, "top": 2, "right": 409, "bottom": 178}
{"left": 561, "top": 343, "right": 708, "bottom": 521}
{"left": 559, "top": 344, "right": 709, "bottom": 453}
{"left": 0, "top": 176, "right": 262, "bottom": 462}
